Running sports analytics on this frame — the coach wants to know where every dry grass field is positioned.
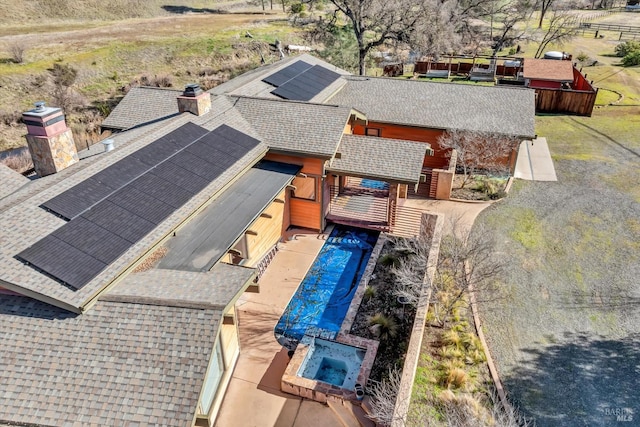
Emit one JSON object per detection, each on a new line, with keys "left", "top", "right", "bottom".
{"left": 0, "top": 1, "right": 295, "bottom": 151}
{"left": 476, "top": 11, "right": 640, "bottom": 427}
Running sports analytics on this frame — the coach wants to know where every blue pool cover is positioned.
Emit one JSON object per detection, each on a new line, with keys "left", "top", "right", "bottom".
{"left": 275, "top": 225, "right": 379, "bottom": 348}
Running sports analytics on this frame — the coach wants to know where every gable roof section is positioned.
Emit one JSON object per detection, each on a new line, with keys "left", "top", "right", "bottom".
{"left": 523, "top": 58, "right": 574, "bottom": 82}
{"left": 232, "top": 96, "right": 353, "bottom": 157}
{"left": 101, "top": 86, "right": 182, "bottom": 131}
{"left": 327, "top": 76, "right": 536, "bottom": 138}
{"left": 328, "top": 134, "right": 430, "bottom": 184}
{"left": 210, "top": 53, "right": 349, "bottom": 102}
{"left": 0, "top": 163, "right": 29, "bottom": 199}
{"left": 0, "top": 293, "right": 219, "bottom": 427}
{"left": 0, "top": 108, "right": 267, "bottom": 312}
{"left": 158, "top": 160, "right": 300, "bottom": 272}
{"left": 103, "top": 263, "right": 256, "bottom": 310}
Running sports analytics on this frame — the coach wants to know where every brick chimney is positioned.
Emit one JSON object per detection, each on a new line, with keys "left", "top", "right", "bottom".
{"left": 177, "top": 83, "right": 211, "bottom": 116}
{"left": 22, "top": 102, "right": 78, "bottom": 177}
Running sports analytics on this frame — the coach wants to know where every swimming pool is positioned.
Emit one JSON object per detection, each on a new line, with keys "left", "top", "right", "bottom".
{"left": 274, "top": 225, "right": 379, "bottom": 349}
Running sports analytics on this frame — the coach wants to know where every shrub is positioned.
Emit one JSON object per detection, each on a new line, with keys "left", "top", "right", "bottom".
{"left": 9, "top": 41, "right": 27, "bottom": 64}
{"left": 379, "top": 253, "right": 400, "bottom": 267}
{"left": 622, "top": 51, "right": 640, "bottom": 67}
{"left": 369, "top": 313, "right": 398, "bottom": 340}
{"left": 614, "top": 41, "right": 640, "bottom": 58}
{"left": 576, "top": 52, "right": 590, "bottom": 63}
{"left": 0, "top": 151, "right": 33, "bottom": 173}
{"left": 363, "top": 285, "right": 376, "bottom": 303}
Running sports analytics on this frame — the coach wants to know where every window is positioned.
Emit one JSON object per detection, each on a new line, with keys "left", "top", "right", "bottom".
{"left": 292, "top": 176, "right": 316, "bottom": 201}
{"left": 200, "top": 339, "right": 224, "bottom": 414}
{"left": 365, "top": 127, "right": 381, "bottom": 137}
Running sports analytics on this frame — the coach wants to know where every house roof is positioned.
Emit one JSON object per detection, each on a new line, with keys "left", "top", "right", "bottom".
{"left": 158, "top": 160, "right": 300, "bottom": 272}
{"left": 523, "top": 58, "right": 574, "bottom": 82}
{"left": 231, "top": 96, "right": 353, "bottom": 157}
{"left": 0, "top": 293, "right": 220, "bottom": 427}
{"left": 104, "top": 263, "right": 256, "bottom": 310}
{"left": 0, "top": 107, "right": 267, "bottom": 312}
{"left": 0, "top": 163, "right": 29, "bottom": 199}
{"left": 326, "top": 76, "right": 537, "bottom": 138}
{"left": 101, "top": 86, "right": 182, "bottom": 131}
{"left": 328, "top": 134, "right": 430, "bottom": 184}
{"left": 210, "top": 53, "right": 349, "bottom": 102}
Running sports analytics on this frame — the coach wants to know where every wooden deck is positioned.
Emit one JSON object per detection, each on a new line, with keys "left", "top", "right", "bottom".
{"left": 327, "top": 177, "right": 432, "bottom": 238}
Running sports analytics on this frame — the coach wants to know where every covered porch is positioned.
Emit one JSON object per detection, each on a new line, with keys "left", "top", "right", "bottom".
{"left": 325, "top": 134, "right": 432, "bottom": 237}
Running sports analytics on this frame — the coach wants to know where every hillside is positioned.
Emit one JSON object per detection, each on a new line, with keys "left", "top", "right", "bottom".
{"left": 0, "top": 0, "right": 247, "bottom": 27}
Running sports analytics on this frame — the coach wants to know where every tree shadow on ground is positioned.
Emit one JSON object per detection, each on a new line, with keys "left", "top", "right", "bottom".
{"left": 505, "top": 332, "right": 639, "bottom": 427}
{"left": 162, "top": 5, "right": 228, "bottom": 14}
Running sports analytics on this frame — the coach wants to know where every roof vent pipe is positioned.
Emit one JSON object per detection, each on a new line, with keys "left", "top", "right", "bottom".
{"left": 101, "top": 139, "right": 115, "bottom": 152}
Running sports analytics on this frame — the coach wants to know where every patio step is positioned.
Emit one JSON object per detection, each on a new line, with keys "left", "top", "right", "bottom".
{"left": 327, "top": 398, "right": 375, "bottom": 427}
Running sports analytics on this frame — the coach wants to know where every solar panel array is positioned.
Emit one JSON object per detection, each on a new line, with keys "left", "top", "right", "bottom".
{"left": 18, "top": 123, "right": 261, "bottom": 290}
{"left": 262, "top": 62, "right": 341, "bottom": 102}
{"left": 262, "top": 60, "right": 313, "bottom": 87}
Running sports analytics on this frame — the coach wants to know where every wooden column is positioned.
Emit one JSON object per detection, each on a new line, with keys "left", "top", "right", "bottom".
{"left": 387, "top": 183, "right": 399, "bottom": 231}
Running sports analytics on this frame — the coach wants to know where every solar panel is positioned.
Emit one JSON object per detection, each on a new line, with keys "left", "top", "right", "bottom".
{"left": 17, "top": 236, "right": 108, "bottom": 290}
{"left": 40, "top": 122, "right": 209, "bottom": 219}
{"left": 21, "top": 123, "right": 263, "bottom": 290}
{"left": 51, "top": 217, "right": 131, "bottom": 264}
{"left": 41, "top": 176, "right": 119, "bottom": 220}
{"left": 81, "top": 200, "right": 156, "bottom": 243}
{"left": 262, "top": 60, "right": 313, "bottom": 87}
{"left": 271, "top": 65, "right": 341, "bottom": 101}
{"left": 107, "top": 186, "right": 175, "bottom": 225}
{"left": 167, "top": 150, "right": 226, "bottom": 181}
{"left": 151, "top": 161, "right": 210, "bottom": 194}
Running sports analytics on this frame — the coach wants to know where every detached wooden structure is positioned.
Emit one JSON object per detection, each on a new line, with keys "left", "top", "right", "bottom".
{"left": 522, "top": 58, "right": 598, "bottom": 117}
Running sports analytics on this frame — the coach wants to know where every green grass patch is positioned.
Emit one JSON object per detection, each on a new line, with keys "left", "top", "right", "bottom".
{"left": 509, "top": 208, "right": 544, "bottom": 250}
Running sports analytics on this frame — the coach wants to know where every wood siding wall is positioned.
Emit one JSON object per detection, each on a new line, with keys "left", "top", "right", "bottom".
{"left": 353, "top": 122, "right": 449, "bottom": 169}
{"left": 534, "top": 88, "right": 597, "bottom": 116}
{"left": 243, "top": 189, "right": 287, "bottom": 266}
{"left": 264, "top": 153, "right": 324, "bottom": 231}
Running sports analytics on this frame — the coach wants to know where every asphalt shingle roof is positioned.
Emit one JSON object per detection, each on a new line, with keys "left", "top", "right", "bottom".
{"left": 101, "top": 86, "right": 182, "bottom": 131}
{"left": 0, "top": 164, "right": 29, "bottom": 199}
{"left": 231, "top": 96, "right": 352, "bottom": 157}
{"left": 0, "top": 107, "right": 267, "bottom": 312}
{"left": 0, "top": 293, "right": 219, "bottom": 427}
{"left": 327, "top": 76, "right": 537, "bottom": 138}
{"left": 523, "top": 58, "right": 574, "bottom": 82}
{"left": 104, "top": 263, "right": 256, "bottom": 309}
{"left": 210, "top": 53, "right": 349, "bottom": 102}
{"left": 328, "top": 134, "right": 429, "bottom": 183}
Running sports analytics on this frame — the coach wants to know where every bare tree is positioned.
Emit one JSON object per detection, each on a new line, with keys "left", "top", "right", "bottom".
{"left": 537, "top": 0, "right": 555, "bottom": 27}
{"left": 318, "top": 0, "right": 429, "bottom": 75}
{"left": 533, "top": 10, "right": 578, "bottom": 58}
{"left": 366, "top": 367, "right": 404, "bottom": 426}
{"left": 489, "top": 0, "right": 535, "bottom": 55}
{"left": 390, "top": 236, "right": 431, "bottom": 306}
{"left": 437, "top": 129, "right": 520, "bottom": 188}
{"left": 431, "top": 216, "right": 504, "bottom": 326}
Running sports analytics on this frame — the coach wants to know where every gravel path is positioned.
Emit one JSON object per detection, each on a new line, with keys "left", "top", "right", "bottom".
{"left": 475, "top": 114, "right": 640, "bottom": 426}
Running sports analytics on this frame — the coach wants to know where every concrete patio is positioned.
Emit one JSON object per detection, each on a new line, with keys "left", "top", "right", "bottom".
{"left": 214, "top": 198, "right": 492, "bottom": 427}
{"left": 214, "top": 228, "right": 348, "bottom": 427}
